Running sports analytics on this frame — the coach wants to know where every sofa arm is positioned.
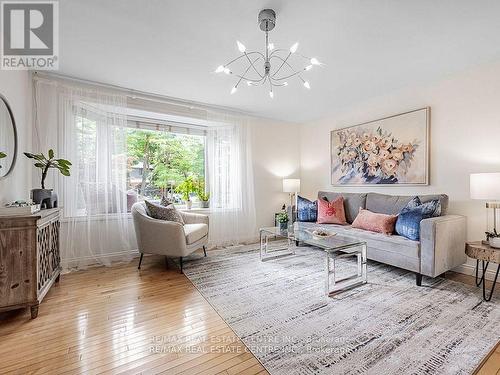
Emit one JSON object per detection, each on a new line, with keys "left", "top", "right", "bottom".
{"left": 420, "top": 215, "right": 467, "bottom": 277}
{"left": 181, "top": 211, "right": 209, "bottom": 226}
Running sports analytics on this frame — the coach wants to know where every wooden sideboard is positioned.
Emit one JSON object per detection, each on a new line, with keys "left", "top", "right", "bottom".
{"left": 0, "top": 208, "right": 62, "bottom": 318}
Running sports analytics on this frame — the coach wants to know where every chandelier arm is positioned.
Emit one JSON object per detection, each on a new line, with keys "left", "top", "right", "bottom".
{"left": 268, "top": 76, "right": 288, "bottom": 87}
{"left": 234, "top": 57, "right": 263, "bottom": 87}
{"left": 269, "top": 49, "right": 288, "bottom": 58}
{"left": 272, "top": 52, "right": 292, "bottom": 78}
{"left": 244, "top": 52, "right": 264, "bottom": 78}
{"left": 224, "top": 51, "right": 265, "bottom": 68}
{"left": 269, "top": 55, "right": 306, "bottom": 80}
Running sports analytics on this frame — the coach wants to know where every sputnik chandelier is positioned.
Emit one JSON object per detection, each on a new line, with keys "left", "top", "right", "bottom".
{"left": 214, "top": 9, "right": 323, "bottom": 98}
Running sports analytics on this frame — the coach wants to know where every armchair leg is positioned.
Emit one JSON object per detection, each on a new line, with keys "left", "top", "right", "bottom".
{"left": 203, "top": 246, "right": 207, "bottom": 257}
{"left": 138, "top": 253, "right": 144, "bottom": 270}
{"left": 179, "top": 257, "right": 183, "bottom": 274}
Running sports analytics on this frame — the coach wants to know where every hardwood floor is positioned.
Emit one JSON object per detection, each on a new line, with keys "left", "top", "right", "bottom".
{"left": 0, "top": 253, "right": 497, "bottom": 375}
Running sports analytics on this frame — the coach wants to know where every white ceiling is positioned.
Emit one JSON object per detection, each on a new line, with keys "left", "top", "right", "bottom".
{"left": 59, "top": 0, "right": 500, "bottom": 123}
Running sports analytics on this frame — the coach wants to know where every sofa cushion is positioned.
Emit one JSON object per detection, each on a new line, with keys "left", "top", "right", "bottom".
{"left": 351, "top": 208, "right": 398, "bottom": 235}
{"left": 366, "top": 193, "right": 449, "bottom": 216}
{"left": 317, "top": 191, "right": 367, "bottom": 223}
{"left": 184, "top": 223, "right": 208, "bottom": 244}
{"left": 297, "top": 195, "right": 317, "bottom": 222}
{"left": 395, "top": 197, "right": 441, "bottom": 240}
{"left": 317, "top": 197, "right": 347, "bottom": 225}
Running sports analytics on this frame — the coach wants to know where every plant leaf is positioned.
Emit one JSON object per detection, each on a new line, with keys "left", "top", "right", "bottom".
{"left": 34, "top": 163, "right": 45, "bottom": 168}
{"left": 59, "top": 169, "right": 70, "bottom": 176}
{"left": 48, "top": 149, "right": 54, "bottom": 159}
{"left": 24, "top": 152, "right": 35, "bottom": 159}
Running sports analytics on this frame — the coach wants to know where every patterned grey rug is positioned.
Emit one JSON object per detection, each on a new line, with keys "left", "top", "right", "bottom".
{"left": 183, "top": 243, "right": 500, "bottom": 375}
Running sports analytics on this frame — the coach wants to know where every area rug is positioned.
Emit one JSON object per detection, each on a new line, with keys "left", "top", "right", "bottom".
{"left": 183, "top": 243, "right": 500, "bottom": 375}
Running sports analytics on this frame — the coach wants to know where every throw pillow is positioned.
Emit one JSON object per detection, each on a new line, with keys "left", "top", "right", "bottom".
{"left": 351, "top": 208, "right": 398, "bottom": 235}
{"left": 317, "top": 197, "right": 347, "bottom": 225}
{"left": 395, "top": 197, "right": 441, "bottom": 241}
{"left": 297, "top": 195, "right": 317, "bottom": 222}
{"left": 160, "top": 195, "right": 174, "bottom": 207}
{"left": 145, "top": 200, "right": 184, "bottom": 224}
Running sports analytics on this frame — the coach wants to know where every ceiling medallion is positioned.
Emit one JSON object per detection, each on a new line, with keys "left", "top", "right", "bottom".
{"left": 214, "top": 9, "right": 323, "bottom": 98}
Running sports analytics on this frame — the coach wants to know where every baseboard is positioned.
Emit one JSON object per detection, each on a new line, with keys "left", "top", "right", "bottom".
{"left": 62, "top": 249, "right": 140, "bottom": 271}
{"left": 453, "top": 263, "right": 499, "bottom": 283}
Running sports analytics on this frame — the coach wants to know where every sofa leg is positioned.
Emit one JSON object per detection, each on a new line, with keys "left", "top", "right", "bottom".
{"left": 203, "top": 246, "right": 207, "bottom": 257}
{"left": 416, "top": 273, "right": 422, "bottom": 286}
{"left": 164, "top": 256, "right": 169, "bottom": 269}
{"left": 295, "top": 240, "right": 299, "bottom": 246}
{"left": 179, "top": 257, "right": 183, "bottom": 274}
{"left": 138, "top": 253, "right": 144, "bottom": 270}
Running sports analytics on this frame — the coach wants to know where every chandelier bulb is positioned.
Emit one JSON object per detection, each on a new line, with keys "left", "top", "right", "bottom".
{"left": 290, "top": 42, "right": 299, "bottom": 53}
{"left": 269, "top": 91, "right": 274, "bottom": 99}
{"left": 310, "top": 58, "right": 320, "bottom": 65}
{"left": 237, "top": 41, "right": 246, "bottom": 53}
{"left": 305, "top": 65, "right": 313, "bottom": 71}
{"left": 283, "top": 82, "right": 288, "bottom": 86}
{"left": 223, "top": 67, "right": 231, "bottom": 74}
{"left": 215, "top": 65, "right": 224, "bottom": 73}
{"left": 303, "top": 81, "right": 311, "bottom": 89}
{"left": 246, "top": 81, "right": 253, "bottom": 86}
{"left": 268, "top": 43, "right": 275, "bottom": 51}
{"left": 231, "top": 86, "right": 237, "bottom": 94}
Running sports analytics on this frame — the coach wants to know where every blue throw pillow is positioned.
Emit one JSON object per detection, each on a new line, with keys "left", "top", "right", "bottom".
{"left": 395, "top": 197, "right": 441, "bottom": 241}
{"left": 297, "top": 195, "right": 317, "bottom": 222}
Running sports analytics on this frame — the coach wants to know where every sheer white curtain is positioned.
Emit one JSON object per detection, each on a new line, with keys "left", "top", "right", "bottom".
{"left": 206, "top": 111, "right": 257, "bottom": 247}
{"left": 33, "top": 77, "right": 135, "bottom": 270}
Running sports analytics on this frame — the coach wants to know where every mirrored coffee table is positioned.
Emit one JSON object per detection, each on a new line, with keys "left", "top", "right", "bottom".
{"left": 259, "top": 225, "right": 368, "bottom": 296}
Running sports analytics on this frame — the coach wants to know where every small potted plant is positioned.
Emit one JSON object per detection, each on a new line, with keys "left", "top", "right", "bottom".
{"left": 24, "top": 149, "right": 71, "bottom": 208}
{"left": 485, "top": 230, "right": 500, "bottom": 248}
{"left": 175, "top": 176, "right": 195, "bottom": 209}
{"left": 196, "top": 180, "right": 210, "bottom": 208}
{"left": 0, "top": 151, "right": 6, "bottom": 168}
{"left": 276, "top": 211, "right": 289, "bottom": 231}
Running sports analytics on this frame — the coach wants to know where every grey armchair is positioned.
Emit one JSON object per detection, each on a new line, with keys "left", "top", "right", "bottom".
{"left": 131, "top": 202, "right": 209, "bottom": 272}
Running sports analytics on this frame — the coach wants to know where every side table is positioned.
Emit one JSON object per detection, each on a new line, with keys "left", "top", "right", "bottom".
{"left": 465, "top": 241, "right": 500, "bottom": 301}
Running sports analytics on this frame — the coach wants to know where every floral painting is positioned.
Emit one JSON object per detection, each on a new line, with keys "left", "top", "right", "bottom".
{"left": 331, "top": 108, "right": 429, "bottom": 185}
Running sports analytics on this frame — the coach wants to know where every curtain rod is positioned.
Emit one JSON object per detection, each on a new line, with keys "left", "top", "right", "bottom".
{"left": 33, "top": 71, "right": 253, "bottom": 117}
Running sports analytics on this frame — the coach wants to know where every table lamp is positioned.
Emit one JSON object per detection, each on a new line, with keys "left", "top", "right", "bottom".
{"left": 470, "top": 172, "right": 500, "bottom": 239}
{"left": 283, "top": 178, "right": 300, "bottom": 207}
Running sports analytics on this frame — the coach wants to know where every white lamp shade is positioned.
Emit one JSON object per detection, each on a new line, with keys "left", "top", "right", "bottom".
{"left": 470, "top": 173, "right": 500, "bottom": 200}
{"left": 283, "top": 178, "right": 300, "bottom": 193}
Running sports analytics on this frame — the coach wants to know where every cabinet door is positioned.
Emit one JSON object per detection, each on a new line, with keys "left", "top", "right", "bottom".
{"left": 0, "top": 223, "right": 36, "bottom": 307}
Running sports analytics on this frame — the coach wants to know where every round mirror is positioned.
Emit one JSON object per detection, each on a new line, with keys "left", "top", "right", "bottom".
{"left": 0, "top": 95, "right": 17, "bottom": 179}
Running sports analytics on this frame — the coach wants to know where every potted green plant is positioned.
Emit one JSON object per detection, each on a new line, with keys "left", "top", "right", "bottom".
{"left": 276, "top": 211, "right": 289, "bottom": 231}
{"left": 24, "top": 149, "right": 71, "bottom": 208}
{"left": 196, "top": 180, "right": 210, "bottom": 208}
{"left": 175, "top": 176, "right": 195, "bottom": 209}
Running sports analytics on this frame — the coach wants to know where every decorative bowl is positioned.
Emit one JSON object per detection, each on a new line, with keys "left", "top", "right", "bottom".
{"left": 306, "top": 228, "right": 337, "bottom": 239}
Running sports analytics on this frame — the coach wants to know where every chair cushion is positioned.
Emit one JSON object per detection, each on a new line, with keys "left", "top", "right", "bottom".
{"left": 184, "top": 223, "right": 208, "bottom": 244}
{"left": 145, "top": 200, "right": 184, "bottom": 224}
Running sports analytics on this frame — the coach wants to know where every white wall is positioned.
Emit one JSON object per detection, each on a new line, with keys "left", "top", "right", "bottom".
{"left": 0, "top": 71, "right": 32, "bottom": 205}
{"left": 250, "top": 116, "right": 301, "bottom": 229}
{"left": 300, "top": 61, "right": 500, "bottom": 279}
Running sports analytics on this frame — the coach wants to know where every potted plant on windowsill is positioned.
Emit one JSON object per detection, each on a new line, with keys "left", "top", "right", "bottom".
{"left": 196, "top": 180, "right": 210, "bottom": 208}
{"left": 276, "top": 211, "right": 289, "bottom": 231}
{"left": 175, "top": 176, "right": 195, "bottom": 209}
{"left": 24, "top": 149, "right": 71, "bottom": 209}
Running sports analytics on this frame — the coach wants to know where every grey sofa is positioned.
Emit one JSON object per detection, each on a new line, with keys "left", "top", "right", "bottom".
{"left": 131, "top": 202, "right": 209, "bottom": 272}
{"left": 298, "top": 192, "right": 467, "bottom": 285}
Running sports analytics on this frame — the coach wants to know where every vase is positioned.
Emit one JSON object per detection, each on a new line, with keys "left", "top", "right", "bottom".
{"left": 201, "top": 200, "right": 209, "bottom": 208}
{"left": 186, "top": 200, "right": 192, "bottom": 210}
{"left": 31, "top": 189, "right": 58, "bottom": 209}
{"left": 489, "top": 237, "right": 500, "bottom": 249}
{"left": 279, "top": 222, "right": 288, "bottom": 231}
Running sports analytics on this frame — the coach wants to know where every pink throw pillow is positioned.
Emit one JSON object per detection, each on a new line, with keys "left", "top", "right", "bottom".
{"left": 317, "top": 197, "right": 347, "bottom": 225}
{"left": 351, "top": 208, "right": 398, "bottom": 235}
